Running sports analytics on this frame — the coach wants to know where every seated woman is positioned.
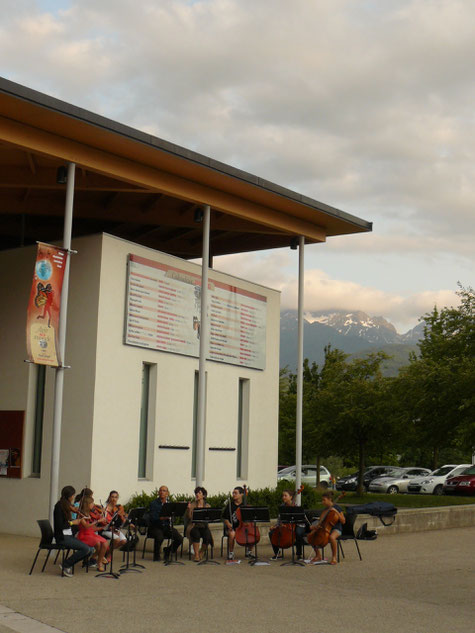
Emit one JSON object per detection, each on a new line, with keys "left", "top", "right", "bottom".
{"left": 76, "top": 496, "right": 109, "bottom": 571}
{"left": 101, "top": 490, "right": 128, "bottom": 552}
{"left": 309, "top": 490, "right": 346, "bottom": 565}
{"left": 53, "top": 485, "right": 95, "bottom": 577}
{"left": 268, "top": 488, "right": 306, "bottom": 561}
{"left": 185, "top": 487, "right": 213, "bottom": 562}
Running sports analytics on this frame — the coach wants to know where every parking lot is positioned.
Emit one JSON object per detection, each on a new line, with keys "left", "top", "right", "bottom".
{"left": 0, "top": 527, "right": 474, "bottom": 633}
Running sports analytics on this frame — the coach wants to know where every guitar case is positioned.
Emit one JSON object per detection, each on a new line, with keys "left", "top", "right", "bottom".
{"left": 346, "top": 501, "right": 397, "bottom": 526}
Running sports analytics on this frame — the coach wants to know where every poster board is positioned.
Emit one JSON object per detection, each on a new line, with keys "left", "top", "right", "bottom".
{"left": 0, "top": 411, "right": 24, "bottom": 478}
{"left": 124, "top": 254, "right": 267, "bottom": 370}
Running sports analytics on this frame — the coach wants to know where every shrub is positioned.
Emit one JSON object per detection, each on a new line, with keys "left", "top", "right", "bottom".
{"left": 125, "top": 481, "right": 325, "bottom": 519}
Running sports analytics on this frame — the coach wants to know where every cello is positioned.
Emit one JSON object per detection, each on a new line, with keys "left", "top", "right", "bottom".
{"left": 307, "top": 492, "right": 346, "bottom": 549}
{"left": 234, "top": 485, "right": 260, "bottom": 547}
{"left": 270, "top": 485, "right": 304, "bottom": 550}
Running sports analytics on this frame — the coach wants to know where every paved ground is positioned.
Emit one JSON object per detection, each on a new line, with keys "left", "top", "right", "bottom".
{"left": 0, "top": 528, "right": 473, "bottom": 633}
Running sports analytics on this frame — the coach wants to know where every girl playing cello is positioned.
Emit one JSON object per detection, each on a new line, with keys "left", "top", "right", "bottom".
{"left": 268, "top": 487, "right": 306, "bottom": 561}
{"left": 308, "top": 490, "right": 345, "bottom": 565}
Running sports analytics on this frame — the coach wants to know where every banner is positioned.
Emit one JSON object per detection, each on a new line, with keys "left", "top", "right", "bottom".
{"left": 26, "top": 243, "right": 67, "bottom": 366}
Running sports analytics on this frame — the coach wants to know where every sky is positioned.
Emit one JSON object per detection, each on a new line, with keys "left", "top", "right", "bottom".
{"left": 1, "top": 0, "right": 473, "bottom": 332}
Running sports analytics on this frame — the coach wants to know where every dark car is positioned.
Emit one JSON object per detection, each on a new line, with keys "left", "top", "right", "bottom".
{"left": 336, "top": 466, "right": 395, "bottom": 491}
{"left": 443, "top": 465, "right": 475, "bottom": 495}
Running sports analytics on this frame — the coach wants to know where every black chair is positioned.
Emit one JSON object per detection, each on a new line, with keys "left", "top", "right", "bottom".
{"left": 337, "top": 514, "right": 362, "bottom": 562}
{"left": 220, "top": 525, "right": 229, "bottom": 558}
{"left": 29, "top": 519, "right": 67, "bottom": 575}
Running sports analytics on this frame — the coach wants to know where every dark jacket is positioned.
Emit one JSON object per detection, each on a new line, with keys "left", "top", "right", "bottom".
{"left": 53, "top": 500, "right": 70, "bottom": 543}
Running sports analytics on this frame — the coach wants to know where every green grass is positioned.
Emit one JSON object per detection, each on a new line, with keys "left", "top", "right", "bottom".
{"left": 337, "top": 492, "right": 475, "bottom": 509}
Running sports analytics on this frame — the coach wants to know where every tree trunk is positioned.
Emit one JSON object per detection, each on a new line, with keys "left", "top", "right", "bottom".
{"left": 432, "top": 446, "right": 439, "bottom": 471}
{"left": 357, "top": 441, "right": 365, "bottom": 496}
{"left": 316, "top": 456, "right": 321, "bottom": 487}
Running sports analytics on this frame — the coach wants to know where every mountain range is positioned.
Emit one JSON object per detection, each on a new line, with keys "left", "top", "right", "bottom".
{"left": 280, "top": 310, "right": 425, "bottom": 375}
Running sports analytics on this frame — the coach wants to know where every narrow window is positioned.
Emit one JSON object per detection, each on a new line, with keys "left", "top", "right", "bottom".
{"left": 138, "top": 363, "right": 156, "bottom": 479}
{"left": 237, "top": 378, "right": 250, "bottom": 479}
{"left": 31, "top": 364, "right": 46, "bottom": 476}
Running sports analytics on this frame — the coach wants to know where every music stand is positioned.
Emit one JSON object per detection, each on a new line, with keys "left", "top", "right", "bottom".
{"left": 160, "top": 502, "right": 188, "bottom": 566}
{"left": 239, "top": 506, "right": 270, "bottom": 565}
{"left": 278, "top": 506, "right": 306, "bottom": 567}
{"left": 96, "top": 512, "right": 121, "bottom": 579}
{"left": 192, "top": 508, "right": 222, "bottom": 565}
{"left": 120, "top": 507, "right": 146, "bottom": 574}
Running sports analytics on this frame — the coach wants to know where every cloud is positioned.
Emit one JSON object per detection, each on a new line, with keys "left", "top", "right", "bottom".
{"left": 1, "top": 0, "right": 474, "bottom": 301}
{"left": 214, "top": 251, "right": 460, "bottom": 332}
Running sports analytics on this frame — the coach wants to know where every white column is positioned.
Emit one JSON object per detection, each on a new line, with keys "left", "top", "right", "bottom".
{"left": 49, "top": 162, "right": 76, "bottom": 523}
{"left": 195, "top": 205, "right": 210, "bottom": 487}
{"left": 295, "top": 236, "right": 305, "bottom": 503}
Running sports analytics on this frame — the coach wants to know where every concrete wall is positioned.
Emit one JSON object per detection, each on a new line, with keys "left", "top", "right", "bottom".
{"left": 90, "top": 234, "right": 280, "bottom": 503}
{"left": 0, "top": 236, "right": 102, "bottom": 535}
{"left": 353, "top": 504, "right": 475, "bottom": 536}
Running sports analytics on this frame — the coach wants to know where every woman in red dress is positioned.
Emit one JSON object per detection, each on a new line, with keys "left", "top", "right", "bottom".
{"left": 77, "top": 496, "right": 109, "bottom": 571}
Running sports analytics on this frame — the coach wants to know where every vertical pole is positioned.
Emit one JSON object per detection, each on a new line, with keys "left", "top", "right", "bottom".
{"left": 195, "top": 205, "right": 210, "bottom": 487}
{"left": 49, "top": 162, "right": 75, "bottom": 523}
{"left": 295, "top": 236, "right": 305, "bottom": 504}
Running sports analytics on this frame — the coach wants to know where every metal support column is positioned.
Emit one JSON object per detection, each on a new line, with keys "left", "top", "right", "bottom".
{"left": 49, "top": 162, "right": 76, "bottom": 523}
{"left": 195, "top": 205, "right": 210, "bottom": 487}
{"left": 295, "top": 236, "right": 305, "bottom": 503}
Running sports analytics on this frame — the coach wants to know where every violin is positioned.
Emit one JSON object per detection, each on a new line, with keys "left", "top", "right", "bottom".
{"left": 270, "top": 485, "right": 304, "bottom": 549}
{"left": 234, "top": 485, "right": 261, "bottom": 547}
{"left": 307, "top": 492, "right": 346, "bottom": 548}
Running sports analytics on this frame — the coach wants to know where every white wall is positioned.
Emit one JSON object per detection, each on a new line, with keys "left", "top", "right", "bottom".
{"left": 0, "top": 236, "right": 102, "bottom": 535}
{"left": 90, "top": 234, "right": 280, "bottom": 504}
{"left": 0, "top": 233, "right": 280, "bottom": 535}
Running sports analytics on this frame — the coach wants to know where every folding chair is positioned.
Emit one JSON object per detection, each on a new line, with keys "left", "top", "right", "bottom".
{"left": 29, "top": 519, "right": 67, "bottom": 575}
{"left": 337, "top": 514, "right": 362, "bottom": 562}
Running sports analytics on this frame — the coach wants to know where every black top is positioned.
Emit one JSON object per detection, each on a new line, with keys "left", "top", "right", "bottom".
{"left": 53, "top": 501, "right": 70, "bottom": 543}
{"left": 222, "top": 501, "right": 243, "bottom": 529}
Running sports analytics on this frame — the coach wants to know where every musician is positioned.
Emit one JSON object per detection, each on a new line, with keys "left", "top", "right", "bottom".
{"left": 76, "top": 496, "right": 109, "bottom": 572}
{"left": 101, "top": 491, "right": 128, "bottom": 552}
{"left": 309, "top": 490, "right": 345, "bottom": 565}
{"left": 268, "top": 489, "right": 306, "bottom": 561}
{"left": 222, "top": 486, "right": 246, "bottom": 560}
{"left": 149, "top": 485, "right": 183, "bottom": 562}
{"left": 185, "top": 486, "right": 213, "bottom": 562}
{"left": 53, "top": 485, "right": 95, "bottom": 577}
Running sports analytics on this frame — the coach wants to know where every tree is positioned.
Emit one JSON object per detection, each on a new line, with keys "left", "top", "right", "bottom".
{"left": 397, "top": 285, "right": 475, "bottom": 468}
{"left": 316, "top": 348, "right": 397, "bottom": 494}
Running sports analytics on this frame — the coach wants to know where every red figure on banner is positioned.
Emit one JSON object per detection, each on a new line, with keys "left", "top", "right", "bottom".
{"left": 35, "top": 283, "right": 54, "bottom": 327}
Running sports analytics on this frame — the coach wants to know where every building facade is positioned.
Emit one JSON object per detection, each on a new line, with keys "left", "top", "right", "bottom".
{"left": 0, "top": 233, "right": 280, "bottom": 536}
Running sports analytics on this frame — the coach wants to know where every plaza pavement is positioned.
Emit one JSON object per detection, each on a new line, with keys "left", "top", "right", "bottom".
{"left": 0, "top": 528, "right": 473, "bottom": 633}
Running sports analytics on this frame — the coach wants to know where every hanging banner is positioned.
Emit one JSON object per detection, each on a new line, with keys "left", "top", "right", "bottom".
{"left": 26, "top": 243, "right": 68, "bottom": 366}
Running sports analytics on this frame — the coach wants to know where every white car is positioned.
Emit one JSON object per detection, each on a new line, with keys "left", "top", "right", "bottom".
{"left": 407, "top": 464, "right": 471, "bottom": 495}
{"left": 368, "top": 467, "right": 431, "bottom": 494}
{"left": 277, "top": 464, "right": 331, "bottom": 488}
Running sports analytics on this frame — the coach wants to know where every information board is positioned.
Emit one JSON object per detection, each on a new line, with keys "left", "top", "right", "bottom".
{"left": 125, "top": 254, "right": 266, "bottom": 369}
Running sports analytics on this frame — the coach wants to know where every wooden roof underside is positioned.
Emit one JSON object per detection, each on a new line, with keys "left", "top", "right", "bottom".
{"left": 0, "top": 79, "right": 372, "bottom": 258}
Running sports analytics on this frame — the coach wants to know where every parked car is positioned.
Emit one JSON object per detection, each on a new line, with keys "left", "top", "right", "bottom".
{"left": 407, "top": 464, "right": 471, "bottom": 495}
{"left": 277, "top": 464, "right": 331, "bottom": 488}
{"left": 368, "top": 467, "right": 432, "bottom": 494}
{"left": 443, "top": 465, "right": 475, "bottom": 495}
{"left": 336, "top": 466, "right": 395, "bottom": 491}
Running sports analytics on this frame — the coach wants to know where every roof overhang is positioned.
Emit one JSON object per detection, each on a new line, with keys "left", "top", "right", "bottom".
{"left": 0, "top": 77, "right": 372, "bottom": 258}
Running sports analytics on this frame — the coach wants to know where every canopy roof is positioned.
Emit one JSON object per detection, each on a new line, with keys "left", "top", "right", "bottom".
{"left": 0, "top": 77, "right": 371, "bottom": 258}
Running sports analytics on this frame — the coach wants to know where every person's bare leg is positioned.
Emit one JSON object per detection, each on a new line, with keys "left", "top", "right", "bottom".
{"left": 310, "top": 546, "right": 322, "bottom": 563}
{"left": 192, "top": 541, "right": 200, "bottom": 561}
{"left": 329, "top": 533, "right": 338, "bottom": 564}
